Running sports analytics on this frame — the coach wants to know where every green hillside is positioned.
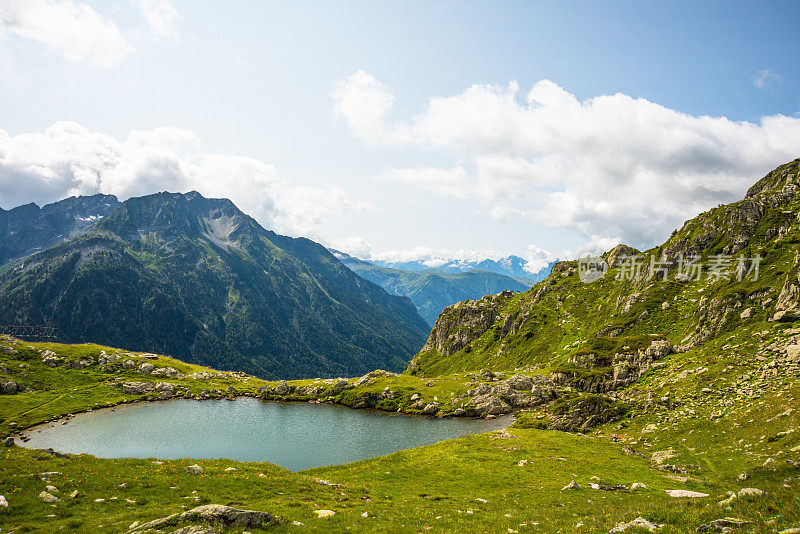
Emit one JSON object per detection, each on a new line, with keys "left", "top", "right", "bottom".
{"left": 407, "top": 158, "right": 800, "bottom": 378}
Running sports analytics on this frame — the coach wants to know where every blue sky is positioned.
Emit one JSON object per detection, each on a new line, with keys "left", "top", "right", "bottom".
{"left": 1, "top": 0, "right": 799, "bottom": 269}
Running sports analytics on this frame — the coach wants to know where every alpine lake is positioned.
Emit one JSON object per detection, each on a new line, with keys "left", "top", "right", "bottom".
{"left": 17, "top": 397, "right": 509, "bottom": 471}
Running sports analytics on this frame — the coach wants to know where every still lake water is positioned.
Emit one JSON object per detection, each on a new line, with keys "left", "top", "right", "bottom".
{"left": 19, "top": 398, "right": 508, "bottom": 471}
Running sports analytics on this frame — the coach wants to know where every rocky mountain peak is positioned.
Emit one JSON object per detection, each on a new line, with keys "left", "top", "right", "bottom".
{"left": 745, "top": 158, "right": 800, "bottom": 199}
{"left": 603, "top": 244, "right": 641, "bottom": 268}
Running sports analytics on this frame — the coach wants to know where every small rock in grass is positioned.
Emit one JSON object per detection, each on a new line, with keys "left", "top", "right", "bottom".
{"left": 224, "top": 467, "right": 237, "bottom": 472}
{"left": 39, "top": 491, "right": 59, "bottom": 503}
{"left": 475, "top": 498, "right": 488, "bottom": 503}
{"left": 94, "top": 498, "right": 105, "bottom": 503}
{"left": 69, "top": 490, "right": 79, "bottom": 499}
{"left": 665, "top": 489, "right": 709, "bottom": 498}
{"left": 696, "top": 517, "right": 752, "bottom": 532}
{"left": 778, "top": 529, "right": 800, "bottom": 534}
{"left": 361, "top": 511, "right": 368, "bottom": 517}
{"left": 292, "top": 521, "right": 306, "bottom": 526}
{"left": 630, "top": 483, "right": 647, "bottom": 491}
{"left": 45, "top": 485, "right": 58, "bottom": 493}
{"left": 737, "top": 473, "right": 749, "bottom": 481}
{"left": 609, "top": 517, "right": 658, "bottom": 532}
{"left": 129, "top": 521, "right": 139, "bottom": 529}
{"left": 737, "top": 487, "right": 763, "bottom": 498}
{"left": 0, "top": 495, "right": 7, "bottom": 507}
{"left": 258, "top": 473, "right": 267, "bottom": 478}
{"left": 651, "top": 449, "right": 677, "bottom": 464}
{"left": 718, "top": 492, "right": 736, "bottom": 506}
{"left": 516, "top": 460, "right": 528, "bottom": 467}
{"left": 561, "top": 480, "right": 581, "bottom": 491}
{"left": 314, "top": 509, "right": 335, "bottom": 518}
{"left": 186, "top": 464, "right": 203, "bottom": 475}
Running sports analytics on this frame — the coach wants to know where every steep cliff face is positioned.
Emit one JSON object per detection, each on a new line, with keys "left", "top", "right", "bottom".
{"left": 406, "top": 158, "right": 800, "bottom": 378}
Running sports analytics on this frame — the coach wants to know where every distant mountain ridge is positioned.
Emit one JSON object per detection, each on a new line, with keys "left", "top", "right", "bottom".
{"left": 0, "top": 194, "right": 120, "bottom": 266}
{"left": 0, "top": 191, "right": 429, "bottom": 379}
{"left": 367, "top": 255, "right": 554, "bottom": 285}
{"left": 332, "top": 251, "right": 533, "bottom": 326}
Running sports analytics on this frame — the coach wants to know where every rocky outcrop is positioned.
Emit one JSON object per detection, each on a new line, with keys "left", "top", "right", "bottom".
{"left": 41, "top": 350, "right": 62, "bottom": 367}
{"left": 604, "top": 244, "right": 641, "bottom": 268}
{"left": 612, "top": 340, "right": 673, "bottom": 388}
{"left": 0, "top": 380, "right": 21, "bottom": 395}
{"left": 416, "top": 292, "right": 514, "bottom": 358}
{"left": 551, "top": 339, "right": 673, "bottom": 394}
{"left": 150, "top": 366, "right": 184, "bottom": 378}
{"left": 129, "top": 504, "right": 277, "bottom": 533}
{"left": 352, "top": 369, "right": 398, "bottom": 387}
{"left": 548, "top": 394, "right": 629, "bottom": 433}
{"left": 459, "top": 374, "right": 558, "bottom": 416}
{"left": 694, "top": 295, "right": 743, "bottom": 343}
{"left": 772, "top": 251, "right": 800, "bottom": 322}
{"left": 121, "top": 382, "right": 155, "bottom": 395}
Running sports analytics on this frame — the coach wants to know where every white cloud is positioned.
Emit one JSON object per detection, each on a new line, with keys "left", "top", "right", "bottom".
{"left": 328, "top": 236, "right": 373, "bottom": 258}
{"left": 333, "top": 72, "right": 800, "bottom": 251}
{"left": 376, "top": 166, "right": 472, "bottom": 199}
{"left": 753, "top": 68, "right": 781, "bottom": 90}
{"left": 0, "top": 122, "right": 362, "bottom": 240}
{"left": 133, "top": 0, "right": 179, "bottom": 42}
{"left": 332, "top": 70, "right": 410, "bottom": 146}
{"left": 0, "top": 0, "right": 133, "bottom": 67}
{"left": 522, "top": 244, "right": 558, "bottom": 272}
{"left": 559, "top": 235, "right": 623, "bottom": 261}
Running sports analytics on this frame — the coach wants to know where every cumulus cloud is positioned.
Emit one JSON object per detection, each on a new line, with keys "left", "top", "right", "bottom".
{"left": 0, "top": 122, "right": 362, "bottom": 240}
{"left": 753, "top": 68, "right": 781, "bottom": 90}
{"left": 0, "top": 0, "right": 133, "bottom": 67}
{"left": 328, "top": 236, "right": 373, "bottom": 258}
{"left": 332, "top": 70, "right": 410, "bottom": 146}
{"left": 332, "top": 72, "right": 800, "bottom": 251}
{"left": 133, "top": 0, "right": 179, "bottom": 42}
{"left": 522, "top": 244, "right": 559, "bottom": 272}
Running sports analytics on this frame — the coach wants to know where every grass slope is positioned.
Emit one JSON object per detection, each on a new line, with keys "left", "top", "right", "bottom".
{"left": 0, "top": 334, "right": 798, "bottom": 532}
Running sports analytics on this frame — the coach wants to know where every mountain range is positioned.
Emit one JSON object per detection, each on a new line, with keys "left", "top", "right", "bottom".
{"left": 0, "top": 191, "right": 429, "bottom": 379}
{"left": 332, "top": 250, "right": 531, "bottom": 325}
{"left": 367, "top": 255, "right": 553, "bottom": 286}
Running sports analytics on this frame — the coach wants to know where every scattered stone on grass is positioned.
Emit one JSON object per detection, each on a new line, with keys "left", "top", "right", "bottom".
{"left": 609, "top": 517, "right": 658, "bottom": 532}
{"left": 665, "top": 490, "right": 709, "bottom": 498}
{"left": 314, "top": 509, "right": 336, "bottom": 518}
{"left": 186, "top": 464, "right": 203, "bottom": 475}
